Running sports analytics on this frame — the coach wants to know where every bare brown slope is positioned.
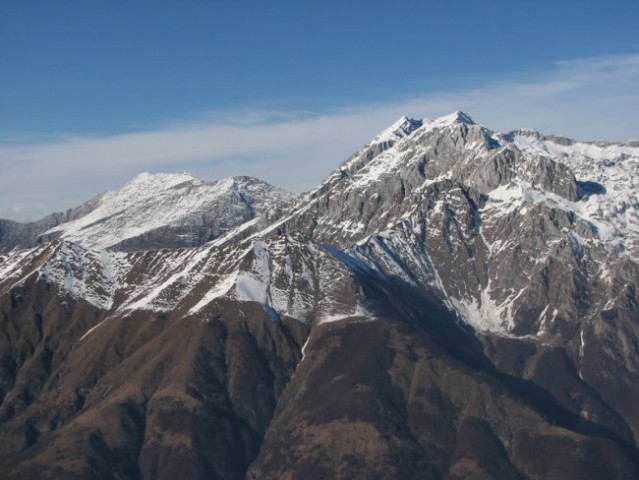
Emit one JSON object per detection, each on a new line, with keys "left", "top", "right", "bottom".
{"left": 0, "top": 276, "right": 306, "bottom": 479}
{"left": 249, "top": 319, "right": 639, "bottom": 480}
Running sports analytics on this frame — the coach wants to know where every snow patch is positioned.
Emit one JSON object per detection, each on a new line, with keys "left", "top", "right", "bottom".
{"left": 236, "top": 240, "right": 270, "bottom": 304}
{"left": 187, "top": 271, "right": 238, "bottom": 314}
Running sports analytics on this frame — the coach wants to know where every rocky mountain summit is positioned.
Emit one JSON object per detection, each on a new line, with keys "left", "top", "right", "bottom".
{"left": 0, "top": 112, "right": 638, "bottom": 479}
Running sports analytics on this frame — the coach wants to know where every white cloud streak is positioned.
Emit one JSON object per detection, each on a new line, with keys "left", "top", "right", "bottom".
{"left": 2, "top": 53, "right": 638, "bottom": 221}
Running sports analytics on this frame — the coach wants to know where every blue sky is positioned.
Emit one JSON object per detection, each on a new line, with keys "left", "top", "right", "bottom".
{"left": 1, "top": 1, "right": 638, "bottom": 221}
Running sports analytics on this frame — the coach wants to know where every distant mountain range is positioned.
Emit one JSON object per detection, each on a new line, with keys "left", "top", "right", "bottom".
{"left": 1, "top": 112, "right": 638, "bottom": 479}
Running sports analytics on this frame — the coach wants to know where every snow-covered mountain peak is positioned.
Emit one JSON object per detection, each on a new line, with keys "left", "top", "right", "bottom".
{"left": 404, "top": 111, "right": 478, "bottom": 134}
{"left": 39, "top": 173, "right": 294, "bottom": 252}
{"left": 430, "top": 110, "right": 475, "bottom": 126}
{"left": 123, "top": 171, "right": 202, "bottom": 191}
{"left": 373, "top": 111, "right": 476, "bottom": 144}
{"left": 281, "top": 111, "right": 639, "bottom": 338}
{"left": 374, "top": 116, "right": 423, "bottom": 143}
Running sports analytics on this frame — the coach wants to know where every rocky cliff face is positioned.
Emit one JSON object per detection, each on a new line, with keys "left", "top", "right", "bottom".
{"left": 0, "top": 112, "right": 638, "bottom": 479}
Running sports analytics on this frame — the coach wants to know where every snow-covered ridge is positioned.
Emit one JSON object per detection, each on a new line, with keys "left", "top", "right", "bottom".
{"left": 373, "top": 111, "right": 474, "bottom": 145}
{"left": 321, "top": 110, "right": 638, "bottom": 256}
{"left": 40, "top": 173, "right": 295, "bottom": 251}
{"left": 373, "top": 116, "right": 424, "bottom": 143}
{"left": 309, "top": 111, "right": 478, "bottom": 204}
{"left": 511, "top": 131, "right": 639, "bottom": 258}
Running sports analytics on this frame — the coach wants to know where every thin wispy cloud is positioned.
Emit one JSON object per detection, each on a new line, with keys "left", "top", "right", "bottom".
{"left": 2, "top": 54, "right": 638, "bottom": 222}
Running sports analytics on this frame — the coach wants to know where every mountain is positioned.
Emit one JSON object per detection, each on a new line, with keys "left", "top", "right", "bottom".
{"left": 0, "top": 173, "right": 294, "bottom": 253}
{"left": 0, "top": 112, "right": 638, "bottom": 479}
